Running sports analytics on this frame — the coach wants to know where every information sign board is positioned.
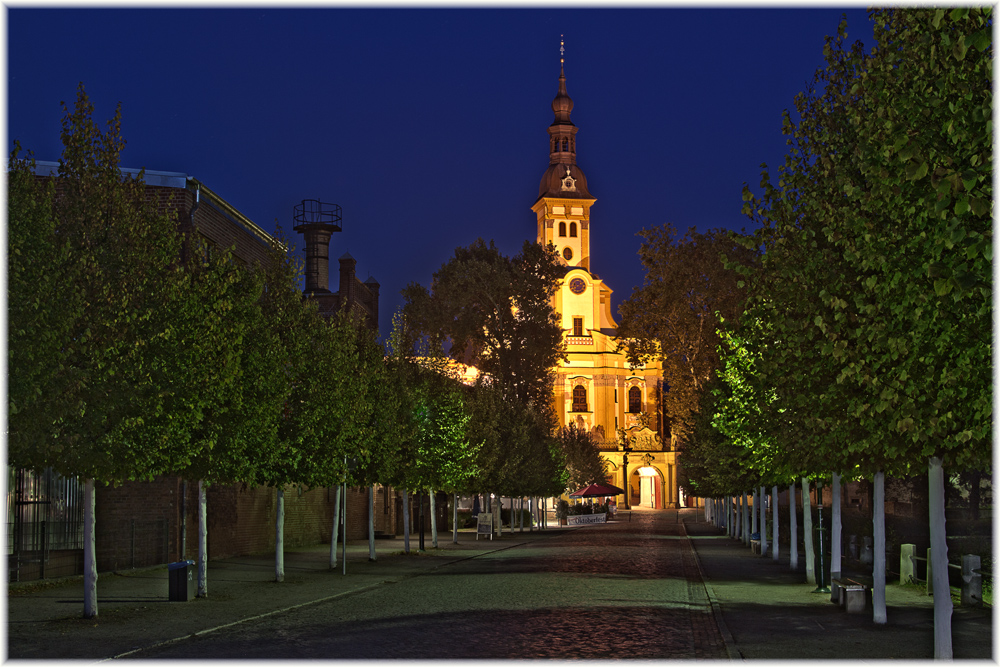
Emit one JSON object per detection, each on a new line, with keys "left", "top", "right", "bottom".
{"left": 567, "top": 513, "right": 607, "bottom": 526}
{"left": 476, "top": 513, "right": 493, "bottom": 540}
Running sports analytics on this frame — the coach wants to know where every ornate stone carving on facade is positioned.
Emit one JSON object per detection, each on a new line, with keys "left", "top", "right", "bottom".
{"left": 630, "top": 427, "right": 662, "bottom": 451}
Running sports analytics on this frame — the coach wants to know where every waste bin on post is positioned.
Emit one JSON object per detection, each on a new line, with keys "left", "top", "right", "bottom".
{"left": 168, "top": 560, "right": 196, "bottom": 601}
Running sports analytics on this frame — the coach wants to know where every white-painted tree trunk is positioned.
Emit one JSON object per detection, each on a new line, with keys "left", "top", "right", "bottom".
{"left": 831, "top": 473, "right": 842, "bottom": 581}
{"left": 368, "top": 485, "right": 376, "bottom": 561}
{"left": 928, "top": 457, "right": 953, "bottom": 658}
{"left": 742, "top": 492, "right": 750, "bottom": 545}
{"left": 873, "top": 471, "right": 886, "bottom": 624}
{"left": 771, "top": 486, "right": 779, "bottom": 561}
{"left": 198, "top": 480, "right": 208, "bottom": 597}
{"left": 727, "top": 496, "right": 740, "bottom": 540}
{"left": 330, "top": 485, "right": 341, "bottom": 569}
{"left": 275, "top": 487, "right": 285, "bottom": 582}
{"left": 520, "top": 497, "right": 524, "bottom": 532}
{"left": 402, "top": 489, "right": 410, "bottom": 554}
{"left": 751, "top": 489, "right": 758, "bottom": 535}
{"left": 789, "top": 482, "right": 798, "bottom": 571}
{"left": 453, "top": 493, "right": 459, "bottom": 544}
{"left": 430, "top": 490, "right": 438, "bottom": 548}
{"left": 498, "top": 496, "right": 503, "bottom": 536}
{"left": 802, "top": 477, "right": 815, "bottom": 584}
{"left": 83, "top": 478, "right": 98, "bottom": 618}
{"left": 760, "top": 486, "right": 768, "bottom": 556}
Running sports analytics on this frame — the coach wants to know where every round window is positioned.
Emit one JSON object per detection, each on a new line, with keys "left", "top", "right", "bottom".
{"left": 563, "top": 247, "right": 573, "bottom": 261}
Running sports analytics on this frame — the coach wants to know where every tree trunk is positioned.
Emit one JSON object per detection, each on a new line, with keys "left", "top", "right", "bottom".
{"left": 430, "top": 490, "right": 438, "bottom": 548}
{"left": 83, "top": 478, "right": 98, "bottom": 618}
{"left": 789, "top": 482, "right": 798, "bottom": 571}
{"left": 726, "top": 496, "right": 738, "bottom": 540}
{"left": 771, "top": 486, "right": 779, "bottom": 561}
{"left": 330, "top": 485, "right": 341, "bottom": 569}
{"left": 498, "top": 496, "right": 503, "bottom": 536}
{"left": 831, "top": 473, "right": 842, "bottom": 581}
{"left": 198, "top": 480, "right": 208, "bottom": 597}
{"left": 453, "top": 493, "right": 459, "bottom": 544}
{"left": 520, "top": 497, "right": 524, "bottom": 532}
{"left": 368, "top": 485, "right": 376, "bottom": 561}
{"left": 760, "top": 486, "right": 768, "bottom": 556}
{"left": 873, "top": 471, "right": 887, "bottom": 624}
{"left": 742, "top": 491, "right": 750, "bottom": 545}
{"left": 402, "top": 489, "right": 410, "bottom": 554}
{"left": 275, "top": 487, "right": 285, "bottom": 582}
{"left": 929, "top": 457, "right": 953, "bottom": 658}
{"left": 751, "top": 488, "right": 758, "bottom": 536}
{"left": 802, "top": 477, "right": 815, "bottom": 585}
{"left": 969, "top": 470, "right": 981, "bottom": 521}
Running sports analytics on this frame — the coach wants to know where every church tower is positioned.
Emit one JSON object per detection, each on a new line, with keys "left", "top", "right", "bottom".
{"left": 534, "top": 40, "right": 684, "bottom": 510}
{"left": 531, "top": 38, "right": 595, "bottom": 271}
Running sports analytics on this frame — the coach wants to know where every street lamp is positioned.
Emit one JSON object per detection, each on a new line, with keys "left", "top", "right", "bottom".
{"left": 813, "top": 480, "right": 830, "bottom": 594}
{"left": 622, "top": 444, "right": 633, "bottom": 510}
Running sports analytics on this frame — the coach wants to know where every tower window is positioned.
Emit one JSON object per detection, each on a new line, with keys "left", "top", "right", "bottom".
{"left": 569, "top": 222, "right": 577, "bottom": 237}
{"left": 563, "top": 247, "right": 573, "bottom": 261}
{"left": 562, "top": 138, "right": 569, "bottom": 151}
{"left": 573, "top": 317, "right": 583, "bottom": 337}
{"left": 558, "top": 221, "right": 566, "bottom": 237}
{"left": 628, "top": 386, "right": 642, "bottom": 413}
{"left": 572, "top": 385, "right": 587, "bottom": 412}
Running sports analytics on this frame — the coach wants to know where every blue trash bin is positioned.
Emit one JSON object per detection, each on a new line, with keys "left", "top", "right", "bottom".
{"left": 168, "top": 560, "right": 196, "bottom": 601}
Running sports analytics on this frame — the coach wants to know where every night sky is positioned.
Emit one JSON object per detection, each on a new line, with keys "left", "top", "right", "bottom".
{"left": 7, "top": 6, "right": 876, "bottom": 342}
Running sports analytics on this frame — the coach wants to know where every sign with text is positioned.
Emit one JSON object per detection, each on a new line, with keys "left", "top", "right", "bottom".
{"left": 567, "top": 513, "right": 607, "bottom": 525}
{"left": 476, "top": 513, "right": 493, "bottom": 540}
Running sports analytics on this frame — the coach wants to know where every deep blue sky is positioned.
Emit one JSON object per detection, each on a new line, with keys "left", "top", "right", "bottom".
{"left": 8, "top": 6, "right": 876, "bottom": 341}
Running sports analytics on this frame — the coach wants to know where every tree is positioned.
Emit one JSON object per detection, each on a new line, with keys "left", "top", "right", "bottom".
{"left": 736, "top": 9, "right": 991, "bottom": 653}
{"left": 557, "top": 422, "right": 609, "bottom": 490}
{"left": 402, "top": 238, "right": 565, "bottom": 407}
{"left": 617, "top": 224, "right": 757, "bottom": 447}
{"left": 7, "top": 84, "right": 250, "bottom": 616}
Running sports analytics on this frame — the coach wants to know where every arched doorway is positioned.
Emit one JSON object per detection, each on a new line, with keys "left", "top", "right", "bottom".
{"left": 630, "top": 465, "right": 664, "bottom": 509}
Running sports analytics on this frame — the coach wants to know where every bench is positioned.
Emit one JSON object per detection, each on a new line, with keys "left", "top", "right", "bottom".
{"left": 750, "top": 539, "right": 762, "bottom": 555}
{"left": 831, "top": 577, "right": 871, "bottom": 613}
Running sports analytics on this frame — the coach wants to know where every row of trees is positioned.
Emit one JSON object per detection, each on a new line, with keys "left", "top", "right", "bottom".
{"left": 8, "top": 85, "right": 610, "bottom": 617}
{"left": 665, "top": 9, "right": 989, "bottom": 659}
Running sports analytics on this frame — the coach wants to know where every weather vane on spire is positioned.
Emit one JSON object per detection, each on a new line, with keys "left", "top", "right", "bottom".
{"left": 560, "top": 35, "right": 565, "bottom": 65}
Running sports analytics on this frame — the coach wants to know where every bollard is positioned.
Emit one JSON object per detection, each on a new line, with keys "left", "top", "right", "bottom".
{"left": 900, "top": 544, "right": 916, "bottom": 584}
{"left": 961, "top": 554, "right": 982, "bottom": 607}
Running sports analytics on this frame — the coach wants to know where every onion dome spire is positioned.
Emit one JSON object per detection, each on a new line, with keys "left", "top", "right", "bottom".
{"left": 537, "top": 35, "right": 592, "bottom": 200}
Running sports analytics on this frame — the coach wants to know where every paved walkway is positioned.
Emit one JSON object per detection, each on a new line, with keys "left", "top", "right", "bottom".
{"left": 6, "top": 510, "right": 993, "bottom": 660}
{"left": 685, "top": 515, "right": 993, "bottom": 660}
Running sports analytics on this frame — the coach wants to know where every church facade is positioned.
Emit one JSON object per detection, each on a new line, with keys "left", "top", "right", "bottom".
{"left": 533, "top": 52, "right": 686, "bottom": 509}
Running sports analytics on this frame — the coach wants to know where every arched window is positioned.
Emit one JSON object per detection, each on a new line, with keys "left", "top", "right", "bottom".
{"left": 562, "top": 138, "right": 569, "bottom": 152}
{"left": 628, "top": 386, "right": 642, "bottom": 413}
{"left": 569, "top": 222, "right": 577, "bottom": 238}
{"left": 558, "top": 221, "right": 566, "bottom": 237}
{"left": 552, "top": 138, "right": 559, "bottom": 153}
{"left": 572, "top": 385, "right": 587, "bottom": 412}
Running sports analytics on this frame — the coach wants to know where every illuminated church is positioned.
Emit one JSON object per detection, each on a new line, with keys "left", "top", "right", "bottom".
{"left": 533, "top": 45, "right": 685, "bottom": 509}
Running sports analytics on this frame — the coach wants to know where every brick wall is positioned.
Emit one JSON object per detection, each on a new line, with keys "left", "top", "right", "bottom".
{"left": 95, "top": 476, "right": 181, "bottom": 572}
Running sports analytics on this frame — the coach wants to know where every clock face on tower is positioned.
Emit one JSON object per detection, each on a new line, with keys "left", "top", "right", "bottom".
{"left": 569, "top": 277, "right": 586, "bottom": 295}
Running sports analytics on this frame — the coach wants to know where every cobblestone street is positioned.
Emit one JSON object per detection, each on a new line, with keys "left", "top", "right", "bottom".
{"left": 132, "top": 510, "right": 727, "bottom": 659}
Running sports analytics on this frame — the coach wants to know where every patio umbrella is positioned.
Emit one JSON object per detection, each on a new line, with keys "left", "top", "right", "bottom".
{"left": 569, "top": 482, "right": 626, "bottom": 498}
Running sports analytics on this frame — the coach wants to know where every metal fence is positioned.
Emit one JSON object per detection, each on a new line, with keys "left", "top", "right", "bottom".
{"left": 7, "top": 467, "right": 84, "bottom": 582}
